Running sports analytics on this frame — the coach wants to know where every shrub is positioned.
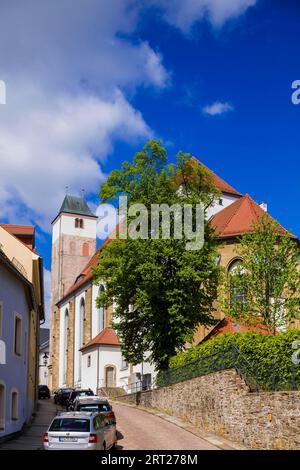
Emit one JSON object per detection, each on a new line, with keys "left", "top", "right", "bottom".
{"left": 157, "top": 330, "right": 300, "bottom": 390}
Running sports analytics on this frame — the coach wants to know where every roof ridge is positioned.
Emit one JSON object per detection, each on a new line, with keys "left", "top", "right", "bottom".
{"left": 190, "top": 157, "right": 242, "bottom": 196}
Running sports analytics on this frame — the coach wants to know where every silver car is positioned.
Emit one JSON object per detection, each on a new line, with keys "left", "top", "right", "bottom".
{"left": 43, "top": 411, "right": 117, "bottom": 450}
{"left": 73, "top": 396, "right": 116, "bottom": 424}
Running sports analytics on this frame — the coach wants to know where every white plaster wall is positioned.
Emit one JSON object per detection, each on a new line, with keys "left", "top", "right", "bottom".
{"left": 133, "top": 351, "right": 156, "bottom": 385}
{"left": 39, "top": 359, "right": 49, "bottom": 386}
{"left": 98, "top": 346, "right": 123, "bottom": 388}
{"left": 81, "top": 348, "right": 98, "bottom": 393}
{"left": 52, "top": 214, "right": 97, "bottom": 243}
{"left": 206, "top": 193, "right": 240, "bottom": 219}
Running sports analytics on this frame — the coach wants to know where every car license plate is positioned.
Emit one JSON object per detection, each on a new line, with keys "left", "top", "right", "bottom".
{"left": 59, "top": 437, "right": 78, "bottom": 442}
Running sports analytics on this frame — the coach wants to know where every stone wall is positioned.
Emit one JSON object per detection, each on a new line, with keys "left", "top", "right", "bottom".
{"left": 117, "top": 369, "right": 300, "bottom": 450}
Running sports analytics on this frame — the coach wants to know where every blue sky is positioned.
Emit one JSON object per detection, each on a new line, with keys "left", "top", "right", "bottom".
{"left": 0, "top": 0, "right": 299, "bottom": 321}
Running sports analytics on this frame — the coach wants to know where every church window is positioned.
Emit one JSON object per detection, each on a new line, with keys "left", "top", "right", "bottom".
{"left": 79, "top": 298, "right": 85, "bottom": 347}
{"left": 63, "top": 309, "right": 69, "bottom": 384}
{"left": 75, "top": 218, "right": 79, "bottom": 228}
{"left": 98, "top": 285, "right": 105, "bottom": 332}
{"left": 79, "top": 219, "right": 84, "bottom": 229}
{"left": 87, "top": 355, "right": 91, "bottom": 367}
{"left": 228, "top": 259, "right": 246, "bottom": 308}
{"left": 78, "top": 298, "right": 85, "bottom": 382}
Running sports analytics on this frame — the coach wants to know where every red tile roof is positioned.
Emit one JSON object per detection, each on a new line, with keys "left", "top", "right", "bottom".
{"left": 191, "top": 157, "right": 242, "bottom": 196}
{"left": 0, "top": 224, "right": 35, "bottom": 250}
{"left": 201, "top": 318, "right": 269, "bottom": 343}
{"left": 80, "top": 327, "right": 121, "bottom": 351}
{"left": 211, "top": 194, "right": 298, "bottom": 240}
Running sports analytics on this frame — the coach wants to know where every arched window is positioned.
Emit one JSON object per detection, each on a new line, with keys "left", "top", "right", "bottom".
{"left": 79, "top": 298, "right": 85, "bottom": 347}
{"left": 98, "top": 285, "right": 105, "bottom": 333}
{"left": 63, "top": 309, "right": 69, "bottom": 384}
{"left": 78, "top": 298, "right": 85, "bottom": 381}
{"left": 75, "top": 218, "right": 79, "bottom": 228}
{"left": 82, "top": 242, "right": 89, "bottom": 257}
{"left": 79, "top": 219, "right": 84, "bottom": 229}
{"left": 11, "top": 390, "right": 18, "bottom": 421}
{"left": 228, "top": 259, "right": 246, "bottom": 307}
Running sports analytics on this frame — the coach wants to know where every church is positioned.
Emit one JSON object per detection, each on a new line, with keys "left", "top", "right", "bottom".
{"left": 48, "top": 195, "right": 154, "bottom": 394}
{"left": 48, "top": 159, "right": 299, "bottom": 394}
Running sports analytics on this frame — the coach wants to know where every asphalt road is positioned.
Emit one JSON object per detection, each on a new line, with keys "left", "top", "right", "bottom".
{"left": 0, "top": 400, "right": 220, "bottom": 450}
{"left": 114, "top": 403, "right": 219, "bottom": 450}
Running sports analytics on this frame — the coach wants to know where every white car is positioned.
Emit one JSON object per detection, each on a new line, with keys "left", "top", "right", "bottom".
{"left": 43, "top": 411, "right": 117, "bottom": 450}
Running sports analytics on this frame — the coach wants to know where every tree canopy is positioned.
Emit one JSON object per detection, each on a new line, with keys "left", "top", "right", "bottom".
{"left": 221, "top": 217, "right": 300, "bottom": 333}
{"left": 93, "top": 140, "right": 221, "bottom": 370}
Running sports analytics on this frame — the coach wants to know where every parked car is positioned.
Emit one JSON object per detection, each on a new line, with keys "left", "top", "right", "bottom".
{"left": 43, "top": 411, "right": 117, "bottom": 450}
{"left": 54, "top": 388, "right": 74, "bottom": 406}
{"left": 73, "top": 396, "right": 116, "bottom": 424}
{"left": 66, "top": 389, "right": 94, "bottom": 410}
{"left": 38, "top": 385, "right": 51, "bottom": 399}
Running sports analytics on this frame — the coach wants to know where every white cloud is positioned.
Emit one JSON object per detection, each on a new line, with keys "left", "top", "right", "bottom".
{"left": 0, "top": 0, "right": 255, "bottom": 232}
{"left": 43, "top": 268, "right": 51, "bottom": 328}
{"left": 0, "top": 88, "right": 151, "bottom": 232}
{"left": 202, "top": 101, "right": 234, "bottom": 116}
{"left": 0, "top": 1, "right": 167, "bottom": 231}
{"left": 153, "top": 0, "right": 257, "bottom": 31}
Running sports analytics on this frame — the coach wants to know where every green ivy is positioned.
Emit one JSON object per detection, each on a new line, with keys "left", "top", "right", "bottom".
{"left": 157, "top": 330, "right": 300, "bottom": 390}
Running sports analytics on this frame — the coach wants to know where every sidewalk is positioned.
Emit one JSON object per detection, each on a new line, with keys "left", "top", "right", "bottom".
{"left": 0, "top": 399, "right": 58, "bottom": 450}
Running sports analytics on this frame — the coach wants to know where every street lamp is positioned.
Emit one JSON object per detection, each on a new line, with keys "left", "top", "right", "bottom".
{"left": 43, "top": 352, "right": 49, "bottom": 367}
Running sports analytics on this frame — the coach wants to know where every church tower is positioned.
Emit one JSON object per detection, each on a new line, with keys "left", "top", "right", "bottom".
{"left": 48, "top": 195, "right": 97, "bottom": 390}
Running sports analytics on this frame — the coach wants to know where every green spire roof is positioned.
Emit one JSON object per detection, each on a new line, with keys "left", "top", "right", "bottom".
{"left": 58, "top": 195, "right": 97, "bottom": 218}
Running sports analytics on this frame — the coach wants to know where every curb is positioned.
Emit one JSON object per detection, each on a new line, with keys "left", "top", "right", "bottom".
{"left": 112, "top": 399, "right": 247, "bottom": 451}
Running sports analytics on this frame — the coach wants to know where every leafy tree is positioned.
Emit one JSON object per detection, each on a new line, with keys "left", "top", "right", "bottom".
{"left": 221, "top": 218, "right": 300, "bottom": 333}
{"left": 93, "top": 140, "right": 221, "bottom": 370}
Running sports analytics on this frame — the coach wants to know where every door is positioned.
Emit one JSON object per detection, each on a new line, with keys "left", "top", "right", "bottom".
{"left": 105, "top": 367, "right": 115, "bottom": 388}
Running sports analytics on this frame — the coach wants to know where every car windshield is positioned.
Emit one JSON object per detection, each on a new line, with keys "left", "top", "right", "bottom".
{"left": 79, "top": 403, "right": 111, "bottom": 412}
{"left": 62, "top": 389, "right": 73, "bottom": 394}
{"left": 49, "top": 418, "right": 90, "bottom": 432}
{"left": 76, "top": 390, "right": 94, "bottom": 397}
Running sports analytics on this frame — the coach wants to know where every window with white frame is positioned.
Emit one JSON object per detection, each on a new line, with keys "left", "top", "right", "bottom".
{"left": 121, "top": 356, "right": 128, "bottom": 370}
{"left": 11, "top": 390, "right": 18, "bottom": 421}
{"left": 0, "top": 383, "right": 5, "bottom": 430}
{"left": 14, "top": 314, "right": 22, "bottom": 356}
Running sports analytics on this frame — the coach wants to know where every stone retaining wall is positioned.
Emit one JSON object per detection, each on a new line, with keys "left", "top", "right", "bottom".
{"left": 117, "top": 369, "right": 300, "bottom": 449}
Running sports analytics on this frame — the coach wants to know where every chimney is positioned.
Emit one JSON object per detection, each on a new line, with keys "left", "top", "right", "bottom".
{"left": 260, "top": 202, "right": 267, "bottom": 212}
